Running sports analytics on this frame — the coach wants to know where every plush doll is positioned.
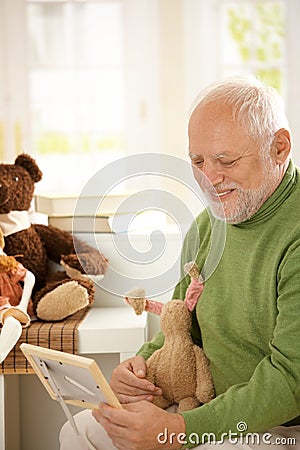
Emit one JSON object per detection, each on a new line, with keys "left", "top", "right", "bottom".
{"left": 0, "top": 154, "right": 108, "bottom": 321}
{"left": 125, "top": 262, "right": 215, "bottom": 412}
{"left": 0, "top": 226, "right": 36, "bottom": 362}
{"left": 0, "top": 226, "right": 33, "bottom": 327}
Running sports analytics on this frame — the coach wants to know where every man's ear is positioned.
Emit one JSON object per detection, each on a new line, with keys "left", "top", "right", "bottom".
{"left": 271, "top": 128, "right": 291, "bottom": 164}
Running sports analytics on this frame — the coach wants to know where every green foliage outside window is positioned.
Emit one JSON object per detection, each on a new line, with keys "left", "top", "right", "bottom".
{"left": 227, "top": 1, "right": 285, "bottom": 93}
{"left": 34, "top": 132, "right": 124, "bottom": 155}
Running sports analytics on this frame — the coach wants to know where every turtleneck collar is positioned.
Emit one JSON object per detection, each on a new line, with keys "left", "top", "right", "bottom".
{"left": 233, "top": 159, "right": 297, "bottom": 227}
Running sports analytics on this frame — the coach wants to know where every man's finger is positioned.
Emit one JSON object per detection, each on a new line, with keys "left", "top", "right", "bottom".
{"left": 116, "top": 393, "right": 154, "bottom": 404}
{"left": 113, "top": 373, "right": 161, "bottom": 395}
{"left": 130, "top": 355, "right": 147, "bottom": 378}
{"left": 96, "top": 403, "right": 133, "bottom": 428}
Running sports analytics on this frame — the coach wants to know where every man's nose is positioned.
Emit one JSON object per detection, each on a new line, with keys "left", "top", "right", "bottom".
{"left": 201, "top": 161, "right": 224, "bottom": 186}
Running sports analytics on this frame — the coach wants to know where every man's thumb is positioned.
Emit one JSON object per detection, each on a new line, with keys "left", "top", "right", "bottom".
{"left": 132, "top": 356, "right": 147, "bottom": 378}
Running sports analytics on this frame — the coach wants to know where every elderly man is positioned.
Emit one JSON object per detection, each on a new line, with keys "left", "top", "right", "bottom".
{"left": 60, "top": 77, "right": 300, "bottom": 449}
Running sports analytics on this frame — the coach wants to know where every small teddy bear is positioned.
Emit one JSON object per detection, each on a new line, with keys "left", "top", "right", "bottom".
{"left": 0, "top": 153, "right": 108, "bottom": 321}
{"left": 125, "top": 262, "right": 215, "bottom": 412}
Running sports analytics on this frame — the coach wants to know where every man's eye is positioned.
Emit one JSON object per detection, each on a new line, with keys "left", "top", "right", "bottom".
{"left": 221, "top": 160, "right": 236, "bottom": 167}
{"left": 192, "top": 160, "right": 204, "bottom": 166}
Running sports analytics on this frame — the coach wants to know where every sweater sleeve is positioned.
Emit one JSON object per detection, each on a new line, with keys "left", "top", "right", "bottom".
{"left": 135, "top": 330, "right": 165, "bottom": 360}
{"left": 180, "top": 242, "right": 300, "bottom": 448}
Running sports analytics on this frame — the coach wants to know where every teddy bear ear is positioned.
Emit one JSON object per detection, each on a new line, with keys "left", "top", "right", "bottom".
{"left": 184, "top": 279, "right": 204, "bottom": 312}
{"left": 144, "top": 299, "right": 164, "bottom": 315}
{"left": 15, "top": 153, "right": 43, "bottom": 182}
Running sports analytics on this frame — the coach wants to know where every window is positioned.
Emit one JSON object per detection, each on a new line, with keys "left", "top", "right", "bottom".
{"left": 1, "top": 0, "right": 300, "bottom": 189}
{"left": 183, "top": 0, "right": 300, "bottom": 164}
{"left": 0, "top": 0, "right": 162, "bottom": 195}
{"left": 220, "top": 1, "right": 286, "bottom": 95}
{"left": 27, "top": 1, "right": 124, "bottom": 155}
{"left": 26, "top": 0, "right": 125, "bottom": 193}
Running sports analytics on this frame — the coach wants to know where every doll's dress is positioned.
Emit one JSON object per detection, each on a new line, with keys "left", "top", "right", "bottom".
{"left": 0, "top": 263, "right": 28, "bottom": 313}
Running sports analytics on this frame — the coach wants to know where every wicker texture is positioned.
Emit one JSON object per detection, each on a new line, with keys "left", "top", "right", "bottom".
{"left": 0, "top": 308, "right": 87, "bottom": 374}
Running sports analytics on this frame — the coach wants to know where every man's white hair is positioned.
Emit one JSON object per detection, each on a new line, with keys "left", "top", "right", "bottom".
{"left": 190, "top": 76, "right": 290, "bottom": 149}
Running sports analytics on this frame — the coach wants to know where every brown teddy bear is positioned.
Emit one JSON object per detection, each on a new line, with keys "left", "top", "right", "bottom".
{"left": 125, "top": 262, "right": 215, "bottom": 412}
{"left": 0, "top": 153, "right": 108, "bottom": 321}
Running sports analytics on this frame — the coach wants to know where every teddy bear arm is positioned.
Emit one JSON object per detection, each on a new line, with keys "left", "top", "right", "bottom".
{"left": 152, "top": 395, "right": 172, "bottom": 410}
{"left": 4, "top": 230, "right": 48, "bottom": 287}
{"left": 72, "top": 237, "right": 102, "bottom": 255}
{"left": 194, "top": 345, "right": 215, "bottom": 404}
{"left": 71, "top": 237, "right": 108, "bottom": 275}
{"left": 61, "top": 252, "right": 108, "bottom": 276}
{"left": 146, "top": 351, "right": 172, "bottom": 410}
{"left": 34, "top": 224, "right": 75, "bottom": 262}
{"left": 145, "top": 351, "right": 161, "bottom": 385}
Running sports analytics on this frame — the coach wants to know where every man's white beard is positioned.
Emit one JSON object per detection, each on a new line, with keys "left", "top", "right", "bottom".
{"left": 208, "top": 159, "right": 281, "bottom": 224}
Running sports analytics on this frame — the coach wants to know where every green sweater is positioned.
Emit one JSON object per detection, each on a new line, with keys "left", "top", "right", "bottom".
{"left": 137, "top": 160, "right": 300, "bottom": 447}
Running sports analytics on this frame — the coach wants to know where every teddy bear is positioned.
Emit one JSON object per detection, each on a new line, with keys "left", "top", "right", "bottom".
{"left": 125, "top": 261, "right": 215, "bottom": 413}
{"left": 0, "top": 153, "right": 108, "bottom": 321}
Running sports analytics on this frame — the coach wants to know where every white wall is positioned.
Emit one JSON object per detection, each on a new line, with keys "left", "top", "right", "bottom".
{"left": 285, "top": 1, "right": 300, "bottom": 165}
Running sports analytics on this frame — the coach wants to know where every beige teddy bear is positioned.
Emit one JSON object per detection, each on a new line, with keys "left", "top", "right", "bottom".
{"left": 125, "top": 262, "right": 215, "bottom": 412}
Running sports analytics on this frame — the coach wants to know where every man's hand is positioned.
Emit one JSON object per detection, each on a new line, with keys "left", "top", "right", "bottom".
{"left": 93, "top": 400, "right": 186, "bottom": 450}
{"left": 110, "top": 356, "right": 162, "bottom": 404}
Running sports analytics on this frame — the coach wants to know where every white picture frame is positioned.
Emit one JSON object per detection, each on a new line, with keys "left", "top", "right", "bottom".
{"left": 20, "top": 343, "right": 121, "bottom": 410}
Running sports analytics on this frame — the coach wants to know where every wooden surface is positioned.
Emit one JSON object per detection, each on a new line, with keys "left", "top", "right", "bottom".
{"left": 0, "top": 308, "right": 87, "bottom": 374}
{"left": 20, "top": 343, "right": 121, "bottom": 409}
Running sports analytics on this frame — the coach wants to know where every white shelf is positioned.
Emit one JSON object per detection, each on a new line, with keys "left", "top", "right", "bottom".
{"left": 78, "top": 307, "right": 148, "bottom": 356}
